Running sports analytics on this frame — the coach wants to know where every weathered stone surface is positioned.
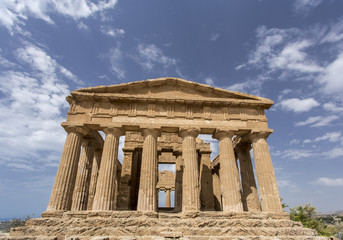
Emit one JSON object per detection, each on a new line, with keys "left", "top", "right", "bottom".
{"left": 137, "top": 129, "right": 160, "bottom": 212}
{"left": 237, "top": 142, "right": 260, "bottom": 212}
{"left": 7, "top": 78, "right": 322, "bottom": 239}
{"left": 92, "top": 128, "right": 123, "bottom": 211}
{"left": 251, "top": 132, "right": 283, "bottom": 213}
{"left": 71, "top": 139, "right": 95, "bottom": 211}
{"left": 46, "top": 127, "right": 85, "bottom": 211}
{"left": 179, "top": 128, "right": 201, "bottom": 212}
{"left": 87, "top": 150, "right": 102, "bottom": 210}
{"left": 199, "top": 151, "right": 214, "bottom": 211}
{"left": 4, "top": 212, "right": 328, "bottom": 240}
{"left": 213, "top": 130, "right": 243, "bottom": 212}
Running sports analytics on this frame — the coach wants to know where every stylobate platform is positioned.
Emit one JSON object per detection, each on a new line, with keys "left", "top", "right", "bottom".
{"left": 3, "top": 211, "right": 328, "bottom": 240}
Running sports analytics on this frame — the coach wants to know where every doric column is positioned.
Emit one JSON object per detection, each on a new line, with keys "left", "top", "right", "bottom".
{"left": 87, "top": 150, "right": 102, "bottom": 210}
{"left": 92, "top": 128, "right": 123, "bottom": 211}
{"left": 137, "top": 129, "right": 160, "bottom": 212}
{"left": 166, "top": 189, "right": 171, "bottom": 208}
{"left": 212, "top": 167, "right": 222, "bottom": 211}
{"left": 179, "top": 128, "right": 200, "bottom": 212}
{"left": 71, "top": 139, "right": 95, "bottom": 211}
{"left": 47, "top": 126, "right": 86, "bottom": 211}
{"left": 174, "top": 153, "right": 183, "bottom": 212}
{"left": 117, "top": 149, "right": 134, "bottom": 210}
{"left": 236, "top": 142, "right": 260, "bottom": 212}
{"left": 199, "top": 150, "right": 215, "bottom": 210}
{"left": 114, "top": 159, "right": 122, "bottom": 209}
{"left": 213, "top": 130, "right": 243, "bottom": 212}
{"left": 251, "top": 132, "right": 283, "bottom": 212}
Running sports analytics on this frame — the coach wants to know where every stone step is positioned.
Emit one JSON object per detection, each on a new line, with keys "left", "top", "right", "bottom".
{"left": 0, "top": 235, "right": 330, "bottom": 240}
{"left": 11, "top": 225, "right": 318, "bottom": 237}
{"left": 26, "top": 217, "right": 303, "bottom": 228}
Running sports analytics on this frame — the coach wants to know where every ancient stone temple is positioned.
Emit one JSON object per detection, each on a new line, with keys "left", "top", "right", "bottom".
{"left": 6, "top": 78, "right": 328, "bottom": 240}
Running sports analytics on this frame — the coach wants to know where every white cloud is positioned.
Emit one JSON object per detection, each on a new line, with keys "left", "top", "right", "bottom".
{"left": 0, "top": 0, "right": 117, "bottom": 34}
{"left": 295, "top": 115, "right": 339, "bottom": 127}
{"left": 237, "top": 22, "right": 343, "bottom": 98}
{"left": 77, "top": 21, "right": 90, "bottom": 32}
{"left": 325, "top": 148, "right": 343, "bottom": 159}
{"left": 246, "top": 27, "right": 323, "bottom": 73}
{"left": 0, "top": 48, "right": 15, "bottom": 68}
{"left": 227, "top": 76, "right": 267, "bottom": 96}
{"left": 204, "top": 77, "right": 214, "bottom": 85}
{"left": 209, "top": 33, "right": 220, "bottom": 41}
{"left": 312, "top": 177, "right": 343, "bottom": 187}
{"left": 106, "top": 46, "right": 125, "bottom": 79}
{"left": 279, "top": 98, "right": 320, "bottom": 112}
{"left": 0, "top": 44, "right": 81, "bottom": 171}
{"left": 277, "top": 179, "right": 299, "bottom": 192}
{"left": 320, "top": 18, "right": 343, "bottom": 43}
{"left": 135, "top": 43, "right": 178, "bottom": 72}
{"left": 290, "top": 139, "right": 301, "bottom": 145}
{"left": 319, "top": 52, "right": 343, "bottom": 96}
{"left": 323, "top": 102, "right": 343, "bottom": 112}
{"left": 293, "top": 0, "right": 323, "bottom": 15}
{"left": 273, "top": 149, "right": 314, "bottom": 160}
{"left": 59, "top": 66, "right": 83, "bottom": 85}
{"left": 15, "top": 45, "right": 82, "bottom": 85}
{"left": 303, "top": 132, "right": 342, "bottom": 144}
{"left": 100, "top": 25, "right": 125, "bottom": 38}
{"left": 315, "top": 132, "right": 341, "bottom": 142}
{"left": 271, "top": 40, "right": 323, "bottom": 73}
{"left": 228, "top": 82, "right": 249, "bottom": 92}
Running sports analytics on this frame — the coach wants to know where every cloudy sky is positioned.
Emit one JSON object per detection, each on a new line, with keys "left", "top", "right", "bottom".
{"left": 0, "top": 0, "right": 343, "bottom": 219}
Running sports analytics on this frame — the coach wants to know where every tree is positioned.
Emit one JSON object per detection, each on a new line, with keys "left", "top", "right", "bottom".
{"left": 4, "top": 215, "right": 32, "bottom": 233}
{"left": 290, "top": 204, "right": 337, "bottom": 237}
{"left": 281, "top": 198, "right": 288, "bottom": 210}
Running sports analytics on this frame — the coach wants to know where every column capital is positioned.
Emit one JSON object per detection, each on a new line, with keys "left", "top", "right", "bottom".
{"left": 250, "top": 130, "right": 273, "bottom": 142}
{"left": 122, "top": 147, "right": 135, "bottom": 153}
{"left": 212, "top": 129, "right": 235, "bottom": 140}
{"left": 179, "top": 127, "right": 200, "bottom": 139}
{"left": 172, "top": 150, "right": 182, "bottom": 158}
{"left": 65, "top": 126, "right": 88, "bottom": 136}
{"left": 141, "top": 128, "right": 161, "bottom": 138}
{"left": 103, "top": 127, "right": 124, "bottom": 137}
{"left": 199, "top": 149, "right": 212, "bottom": 154}
{"left": 236, "top": 142, "right": 252, "bottom": 152}
{"left": 81, "top": 138, "right": 98, "bottom": 148}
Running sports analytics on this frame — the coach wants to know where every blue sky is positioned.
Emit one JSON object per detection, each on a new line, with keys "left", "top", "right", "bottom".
{"left": 0, "top": 0, "right": 342, "bottom": 219}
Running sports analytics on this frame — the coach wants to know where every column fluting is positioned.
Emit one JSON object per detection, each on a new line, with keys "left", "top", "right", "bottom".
{"left": 251, "top": 132, "right": 283, "bottom": 212}
{"left": 92, "top": 128, "right": 123, "bottom": 211}
{"left": 179, "top": 128, "right": 200, "bottom": 212}
{"left": 47, "top": 127, "right": 85, "bottom": 211}
{"left": 166, "top": 189, "right": 171, "bottom": 208}
{"left": 212, "top": 167, "right": 222, "bottom": 211}
{"left": 236, "top": 142, "right": 260, "bottom": 212}
{"left": 213, "top": 130, "right": 243, "bottom": 212}
{"left": 137, "top": 128, "right": 160, "bottom": 212}
{"left": 87, "top": 150, "right": 102, "bottom": 210}
{"left": 71, "top": 139, "right": 95, "bottom": 210}
{"left": 117, "top": 149, "right": 134, "bottom": 210}
{"left": 199, "top": 151, "right": 215, "bottom": 210}
{"left": 174, "top": 154, "right": 183, "bottom": 212}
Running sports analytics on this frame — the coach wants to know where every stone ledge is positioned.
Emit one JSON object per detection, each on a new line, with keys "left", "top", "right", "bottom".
{"left": 40, "top": 211, "right": 290, "bottom": 220}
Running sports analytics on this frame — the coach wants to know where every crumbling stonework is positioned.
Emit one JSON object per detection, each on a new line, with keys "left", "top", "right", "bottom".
{"left": 4, "top": 78, "right": 328, "bottom": 240}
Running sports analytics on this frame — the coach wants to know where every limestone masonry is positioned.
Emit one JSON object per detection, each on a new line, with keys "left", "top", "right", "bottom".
{"left": 4, "top": 78, "right": 328, "bottom": 240}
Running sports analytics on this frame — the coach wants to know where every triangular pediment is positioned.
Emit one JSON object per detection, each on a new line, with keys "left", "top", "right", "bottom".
{"left": 73, "top": 78, "right": 273, "bottom": 106}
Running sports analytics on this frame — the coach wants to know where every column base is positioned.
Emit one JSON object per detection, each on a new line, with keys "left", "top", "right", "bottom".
{"left": 41, "top": 210, "right": 65, "bottom": 218}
